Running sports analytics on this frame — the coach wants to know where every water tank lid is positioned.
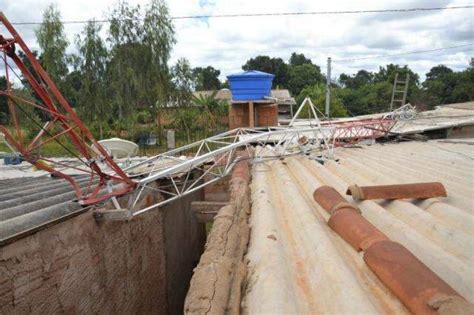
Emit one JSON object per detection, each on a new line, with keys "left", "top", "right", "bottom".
{"left": 227, "top": 70, "right": 275, "bottom": 79}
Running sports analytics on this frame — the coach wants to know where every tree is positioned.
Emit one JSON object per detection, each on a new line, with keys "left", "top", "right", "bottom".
{"left": 0, "top": 76, "right": 7, "bottom": 124}
{"left": 142, "top": 0, "right": 176, "bottom": 105}
{"left": 192, "top": 91, "right": 228, "bottom": 130}
{"left": 287, "top": 63, "right": 324, "bottom": 96}
{"left": 289, "top": 52, "right": 312, "bottom": 66}
{"left": 242, "top": 56, "right": 288, "bottom": 87}
{"left": 170, "top": 58, "right": 196, "bottom": 142}
{"left": 339, "top": 70, "right": 374, "bottom": 89}
{"left": 76, "top": 20, "right": 109, "bottom": 138}
{"left": 193, "top": 66, "right": 221, "bottom": 90}
{"left": 297, "top": 83, "right": 348, "bottom": 117}
{"left": 426, "top": 65, "right": 453, "bottom": 81}
{"left": 422, "top": 63, "right": 474, "bottom": 107}
{"left": 106, "top": 0, "right": 175, "bottom": 124}
{"left": 373, "top": 64, "right": 420, "bottom": 102}
{"left": 451, "top": 64, "right": 474, "bottom": 102}
{"left": 359, "top": 81, "right": 394, "bottom": 113}
{"left": 35, "top": 4, "right": 69, "bottom": 84}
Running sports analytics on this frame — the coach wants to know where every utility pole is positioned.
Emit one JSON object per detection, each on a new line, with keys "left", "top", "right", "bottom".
{"left": 325, "top": 57, "right": 331, "bottom": 118}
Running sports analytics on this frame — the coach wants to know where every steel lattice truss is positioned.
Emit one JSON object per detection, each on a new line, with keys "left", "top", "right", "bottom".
{"left": 122, "top": 114, "right": 396, "bottom": 217}
{"left": 124, "top": 126, "right": 334, "bottom": 216}
{"left": 328, "top": 118, "right": 397, "bottom": 146}
{"left": 0, "top": 13, "right": 398, "bottom": 216}
{"left": 0, "top": 13, "right": 136, "bottom": 205}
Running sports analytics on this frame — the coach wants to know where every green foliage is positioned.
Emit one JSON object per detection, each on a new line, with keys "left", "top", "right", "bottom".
{"left": 135, "top": 110, "right": 153, "bottom": 124}
{"left": 193, "top": 66, "right": 221, "bottom": 90}
{"left": 170, "top": 58, "right": 197, "bottom": 142}
{"left": 191, "top": 91, "right": 229, "bottom": 130}
{"left": 337, "top": 80, "right": 393, "bottom": 115}
{"left": 171, "top": 58, "right": 195, "bottom": 105}
{"left": 75, "top": 20, "right": 109, "bottom": 137}
{"left": 242, "top": 56, "right": 288, "bottom": 88}
{"left": 0, "top": 77, "right": 7, "bottom": 124}
{"left": 289, "top": 52, "right": 312, "bottom": 66}
{"left": 35, "top": 4, "right": 69, "bottom": 83}
{"left": 297, "top": 84, "right": 348, "bottom": 118}
{"left": 374, "top": 64, "right": 420, "bottom": 103}
{"left": 192, "top": 91, "right": 229, "bottom": 115}
{"left": 5, "top": 1, "right": 473, "bottom": 158}
{"left": 421, "top": 63, "right": 473, "bottom": 107}
{"left": 106, "top": 0, "right": 175, "bottom": 120}
{"left": 287, "top": 63, "right": 324, "bottom": 96}
{"left": 337, "top": 64, "right": 422, "bottom": 114}
{"left": 339, "top": 70, "right": 374, "bottom": 89}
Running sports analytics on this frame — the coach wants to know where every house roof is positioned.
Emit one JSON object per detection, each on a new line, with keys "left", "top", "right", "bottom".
{"left": 193, "top": 89, "right": 231, "bottom": 100}
{"left": 391, "top": 101, "right": 474, "bottom": 134}
{"left": 244, "top": 139, "right": 474, "bottom": 313}
{"left": 0, "top": 175, "right": 89, "bottom": 246}
{"left": 193, "top": 89, "right": 296, "bottom": 105}
{"left": 286, "top": 101, "right": 474, "bottom": 134}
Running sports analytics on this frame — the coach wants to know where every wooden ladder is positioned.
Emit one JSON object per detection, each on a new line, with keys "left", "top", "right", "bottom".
{"left": 390, "top": 73, "right": 410, "bottom": 111}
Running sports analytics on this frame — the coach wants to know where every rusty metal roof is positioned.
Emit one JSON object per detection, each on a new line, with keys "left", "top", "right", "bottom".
{"left": 244, "top": 139, "right": 474, "bottom": 313}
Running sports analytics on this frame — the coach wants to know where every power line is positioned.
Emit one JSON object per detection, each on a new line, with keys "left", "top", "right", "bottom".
{"left": 333, "top": 44, "right": 474, "bottom": 63}
{"left": 9, "top": 5, "right": 474, "bottom": 26}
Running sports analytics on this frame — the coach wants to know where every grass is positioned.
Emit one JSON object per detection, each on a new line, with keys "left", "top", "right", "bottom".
{"left": 0, "top": 138, "right": 79, "bottom": 157}
{"left": 0, "top": 142, "right": 8, "bottom": 152}
{"left": 1, "top": 123, "right": 228, "bottom": 158}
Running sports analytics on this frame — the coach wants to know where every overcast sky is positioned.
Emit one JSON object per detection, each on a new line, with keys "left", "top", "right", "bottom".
{"left": 2, "top": 0, "right": 473, "bottom": 82}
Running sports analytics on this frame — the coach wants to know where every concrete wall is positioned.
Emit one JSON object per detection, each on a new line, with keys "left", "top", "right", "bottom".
{"left": 163, "top": 190, "right": 206, "bottom": 314}
{"left": 0, "top": 190, "right": 206, "bottom": 314}
{"left": 185, "top": 153, "right": 251, "bottom": 314}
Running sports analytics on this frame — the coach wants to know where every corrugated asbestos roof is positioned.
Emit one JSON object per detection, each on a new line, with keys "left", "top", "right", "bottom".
{"left": 0, "top": 176, "right": 88, "bottom": 246}
{"left": 391, "top": 101, "right": 474, "bottom": 134}
{"left": 244, "top": 140, "right": 474, "bottom": 314}
{"left": 285, "top": 101, "right": 474, "bottom": 135}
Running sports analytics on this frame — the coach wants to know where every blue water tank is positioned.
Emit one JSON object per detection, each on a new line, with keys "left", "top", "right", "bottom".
{"left": 227, "top": 70, "right": 274, "bottom": 100}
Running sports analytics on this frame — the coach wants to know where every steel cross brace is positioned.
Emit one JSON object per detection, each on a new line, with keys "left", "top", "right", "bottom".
{"left": 0, "top": 12, "right": 136, "bottom": 204}
{"left": 121, "top": 126, "right": 333, "bottom": 217}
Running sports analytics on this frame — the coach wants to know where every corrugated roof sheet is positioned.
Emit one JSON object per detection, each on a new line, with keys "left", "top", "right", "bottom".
{"left": 391, "top": 102, "right": 474, "bottom": 134}
{"left": 0, "top": 176, "right": 89, "bottom": 246}
{"left": 243, "top": 140, "right": 474, "bottom": 314}
{"left": 285, "top": 101, "right": 474, "bottom": 135}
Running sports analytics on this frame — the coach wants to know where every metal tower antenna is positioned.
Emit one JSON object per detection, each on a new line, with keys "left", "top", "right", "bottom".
{"left": 0, "top": 12, "right": 136, "bottom": 205}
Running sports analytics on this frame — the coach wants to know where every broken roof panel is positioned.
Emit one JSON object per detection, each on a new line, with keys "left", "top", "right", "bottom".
{"left": 244, "top": 140, "right": 474, "bottom": 313}
{"left": 391, "top": 101, "right": 474, "bottom": 135}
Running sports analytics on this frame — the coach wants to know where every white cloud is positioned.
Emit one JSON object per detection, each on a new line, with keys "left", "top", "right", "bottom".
{"left": 1, "top": 0, "right": 473, "bottom": 83}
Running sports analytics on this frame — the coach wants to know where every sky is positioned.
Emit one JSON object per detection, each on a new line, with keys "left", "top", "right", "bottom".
{"left": 1, "top": 0, "right": 473, "bottom": 83}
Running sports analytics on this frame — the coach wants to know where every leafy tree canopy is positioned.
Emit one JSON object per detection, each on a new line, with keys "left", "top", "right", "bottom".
{"left": 193, "top": 66, "right": 221, "bottom": 90}
{"left": 242, "top": 55, "right": 288, "bottom": 88}
{"left": 35, "top": 4, "right": 69, "bottom": 83}
{"left": 339, "top": 70, "right": 374, "bottom": 89}
{"left": 287, "top": 63, "right": 324, "bottom": 96}
{"left": 297, "top": 83, "right": 348, "bottom": 118}
{"left": 289, "top": 52, "right": 312, "bottom": 66}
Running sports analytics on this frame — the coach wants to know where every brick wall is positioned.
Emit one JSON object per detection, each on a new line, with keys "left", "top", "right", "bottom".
{"left": 256, "top": 104, "right": 278, "bottom": 127}
{"left": 229, "top": 103, "right": 278, "bottom": 129}
{"left": 0, "top": 189, "right": 206, "bottom": 314}
{"left": 229, "top": 104, "right": 250, "bottom": 129}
